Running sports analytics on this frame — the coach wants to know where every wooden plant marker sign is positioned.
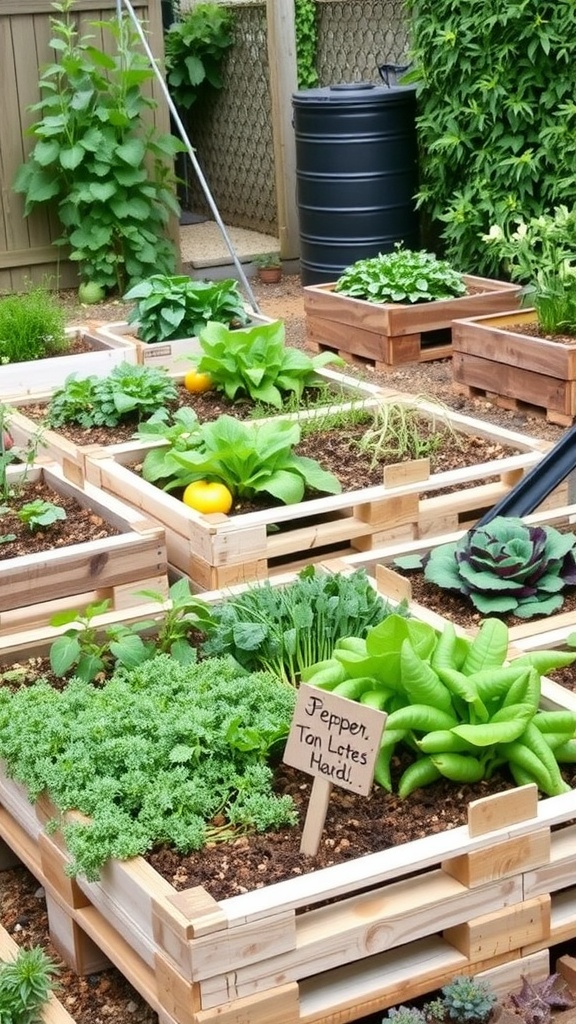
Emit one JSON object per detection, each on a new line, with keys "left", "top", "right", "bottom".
{"left": 283, "top": 684, "right": 387, "bottom": 856}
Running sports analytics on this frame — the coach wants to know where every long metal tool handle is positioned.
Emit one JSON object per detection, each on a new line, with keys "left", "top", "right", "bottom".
{"left": 476, "top": 422, "right": 576, "bottom": 525}
{"left": 118, "top": 0, "right": 262, "bottom": 314}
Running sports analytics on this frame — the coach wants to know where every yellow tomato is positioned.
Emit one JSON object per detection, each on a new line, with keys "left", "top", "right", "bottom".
{"left": 183, "top": 369, "right": 213, "bottom": 393}
{"left": 182, "top": 480, "right": 233, "bottom": 515}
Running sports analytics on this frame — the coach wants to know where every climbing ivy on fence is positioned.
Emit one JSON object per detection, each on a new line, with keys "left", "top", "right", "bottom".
{"left": 404, "top": 0, "right": 576, "bottom": 274}
{"left": 295, "top": 0, "right": 318, "bottom": 89}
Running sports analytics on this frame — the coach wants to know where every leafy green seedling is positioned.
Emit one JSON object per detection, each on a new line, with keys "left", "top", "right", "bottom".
{"left": 18, "top": 499, "right": 67, "bottom": 531}
{"left": 0, "top": 945, "right": 59, "bottom": 1024}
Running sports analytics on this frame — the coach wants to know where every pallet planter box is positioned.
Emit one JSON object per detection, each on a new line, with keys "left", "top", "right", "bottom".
{"left": 0, "top": 741, "right": 574, "bottom": 1024}
{"left": 0, "top": 462, "right": 168, "bottom": 635}
{"left": 452, "top": 308, "right": 576, "bottom": 427}
{"left": 1, "top": 325, "right": 137, "bottom": 399}
{"left": 0, "top": 566, "right": 574, "bottom": 1024}
{"left": 303, "top": 276, "right": 522, "bottom": 370}
{"left": 5, "top": 368, "right": 385, "bottom": 489}
{"left": 82, "top": 402, "right": 565, "bottom": 590}
{"left": 94, "top": 312, "right": 275, "bottom": 374}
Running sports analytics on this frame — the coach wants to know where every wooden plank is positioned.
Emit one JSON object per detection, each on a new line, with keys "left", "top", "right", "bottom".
{"left": 199, "top": 872, "right": 524, "bottom": 1006}
{"left": 523, "top": 823, "right": 576, "bottom": 899}
{"left": 266, "top": 0, "right": 299, "bottom": 258}
{"left": 443, "top": 895, "right": 551, "bottom": 960}
{"left": 476, "top": 950, "right": 550, "bottom": 998}
{"left": 452, "top": 312, "right": 576, "bottom": 378}
{"left": 468, "top": 785, "right": 539, "bottom": 837}
{"left": 442, "top": 830, "right": 551, "bottom": 888}
{"left": 45, "top": 891, "right": 112, "bottom": 975}
{"left": 452, "top": 352, "right": 574, "bottom": 420}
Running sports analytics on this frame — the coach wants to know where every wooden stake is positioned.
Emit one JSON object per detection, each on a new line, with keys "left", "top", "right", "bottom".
{"left": 300, "top": 777, "right": 333, "bottom": 857}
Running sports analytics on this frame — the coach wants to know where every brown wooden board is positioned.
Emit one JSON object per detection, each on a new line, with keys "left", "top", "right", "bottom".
{"left": 302, "top": 277, "right": 522, "bottom": 368}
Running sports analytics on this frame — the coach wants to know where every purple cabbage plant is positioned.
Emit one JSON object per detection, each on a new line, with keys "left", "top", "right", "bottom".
{"left": 422, "top": 516, "right": 576, "bottom": 618}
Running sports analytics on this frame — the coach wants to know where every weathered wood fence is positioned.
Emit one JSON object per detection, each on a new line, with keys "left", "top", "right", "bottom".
{"left": 0, "top": 0, "right": 168, "bottom": 293}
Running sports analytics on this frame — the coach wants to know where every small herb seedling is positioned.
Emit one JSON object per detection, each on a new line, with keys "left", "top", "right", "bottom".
{"left": 18, "top": 499, "right": 67, "bottom": 531}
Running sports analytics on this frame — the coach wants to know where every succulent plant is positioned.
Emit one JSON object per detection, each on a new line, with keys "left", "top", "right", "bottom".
{"left": 441, "top": 975, "right": 497, "bottom": 1024}
{"left": 422, "top": 517, "right": 576, "bottom": 618}
{"left": 509, "top": 973, "right": 575, "bottom": 1024}
{"left": 384, "top": 1006, "right": 427, "bottom": 1024}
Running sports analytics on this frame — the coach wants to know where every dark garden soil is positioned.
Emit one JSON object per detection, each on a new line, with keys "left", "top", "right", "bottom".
{"left": 0, "top": 479, "right": 120, "bottom": 559}
{"left": 1, "top": 276, "right": 575, "bottom": 1024}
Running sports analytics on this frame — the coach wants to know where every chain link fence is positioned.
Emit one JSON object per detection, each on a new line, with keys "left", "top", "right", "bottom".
{"left": 181, "top": 1, "right": 410, "bottom": 234}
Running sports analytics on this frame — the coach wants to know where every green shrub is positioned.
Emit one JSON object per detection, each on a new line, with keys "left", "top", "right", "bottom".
{"left": 0, "top": 946, "right": 59, "bottom": 1024}
{"left": 0, "top": 287, "right": 67, "bottom": 364}
{"left": 406, "top": 1, "right": 576, "bottom": 273}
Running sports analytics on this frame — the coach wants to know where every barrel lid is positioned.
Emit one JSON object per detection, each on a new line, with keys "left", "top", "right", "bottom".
{"left": 292, "top": 81, "right": 415, "bottom": 104}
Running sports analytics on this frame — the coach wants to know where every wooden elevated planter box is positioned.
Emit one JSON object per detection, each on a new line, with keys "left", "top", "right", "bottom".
{"left": 6, "top": 368, "right": 385, "bottom": 490}
{"left": 0, "top": 462, "right": 168, "bottom": 635}
{"left": 83, "top": 403, "right": 565, "bottom": 590}
{"left": 94, "top": 312, "right": 275, "bottom": 374}
{"left": 1, "top": 325, "right": 137, "bottom": 399}
{"left": 0, "top": 565, "right": 573, "bottom": 1024}
{"left": 452, "top": 308, "right": 576, "bottom": 426}
{"left": 303, "top": 276, "right": 522, "bottom": 370}
{"left": 1, "top": 763, "right": 572, "bottom": 1024}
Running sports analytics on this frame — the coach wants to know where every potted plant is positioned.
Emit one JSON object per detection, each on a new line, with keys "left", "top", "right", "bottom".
{"left": 252, "top": 252, "right": 283, "bottom": 283}
{"left": 452, "top": 206, "right": 576, "bottom": 426}
{"left": 303, "top": 246, "right": 522, "bottom": 368}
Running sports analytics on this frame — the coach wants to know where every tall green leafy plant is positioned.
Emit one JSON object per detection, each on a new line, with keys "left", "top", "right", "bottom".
{"left": 14, "top": 0, "right": 184, "bottom": 294}
{"left": 0, "top": 947, "right": 59, "bottom": 1024}
{"left": 164, "top": 2, "right": 234, "bottom": 110}
{"left": 405, "top": 1, "right": 576, "bottom": 273}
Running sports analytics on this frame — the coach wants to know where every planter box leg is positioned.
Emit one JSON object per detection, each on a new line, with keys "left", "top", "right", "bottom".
{"left": 45, "top": 891, "right": 111, "bottom": 975}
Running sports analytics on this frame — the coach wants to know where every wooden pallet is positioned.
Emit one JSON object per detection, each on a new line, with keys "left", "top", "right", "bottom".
{"left": 6, "top": 368, "right": 385, "bottom": 489}
{"left": 82, "top": 402, "right": 565, "bottom": 590}
{"left": 0, "top": 463, "right": 168, "bottom": 635}
{"left": 3, "top": 765, "right": 576, "bottom": 1024}
{"left": 452, "top": 309, "right": 576, "bottom": 427}
{"left": 303, "top": 276, "right": 522, "bottom": 370}
{"left": 453, "top": 377, "right": 576, "bottom": 429}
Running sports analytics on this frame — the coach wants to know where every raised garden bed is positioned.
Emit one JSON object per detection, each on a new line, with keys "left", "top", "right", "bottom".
{"left": 451, "top": 308, "right": 576, "bottom": 427}
{"left": 1, "top": 564, "right": 575, "bottom": 1024}
{"left": 303, "top": 276, "right": 522, "bottom": 370}
{"left": 0, "top": 722, "right": 574, "bottom": 1024}
{"left": 1, "top": 325, "right": 137, "bottom": 399}
{"left": 82, "top": 402, "right": 565, "bottom": 590}
{"left": 0, "top": 462, "right": 168, "bottom": 635}
{"left": 5, "top": 367, "right": 384, "bottom": 489}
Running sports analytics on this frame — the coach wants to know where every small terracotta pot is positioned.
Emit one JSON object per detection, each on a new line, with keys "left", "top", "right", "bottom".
{"left": 257, "top": 266, "right": 282, "bottom": 284}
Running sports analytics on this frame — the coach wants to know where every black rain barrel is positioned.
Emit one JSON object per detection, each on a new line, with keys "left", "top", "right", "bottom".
{"left": 292, "top": 81, "right": 420, "bottom": 285}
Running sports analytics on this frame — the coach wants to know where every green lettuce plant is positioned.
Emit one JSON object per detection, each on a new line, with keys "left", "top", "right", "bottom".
{"left": 142, "top": 414, "right": 342, "bottom": 505}
{"left": 419, "top": 517, "right": 576, "bottom": 618}
{"left": 47, "top": 362, "right": 178, "bottom": 429}
{"left": 123, "top": 275, "right": 250, "bottom": 343}
{"left": 194, "top": 319, "right": 342, "bottom": 409}
{"left": 202, "top": 565, "right": 398, "bottom": 685}
{"left": 333, "top": 247, "right": 467, "bottom": 304}
{"left": 303, "top": 614, "right": 576, "bottom": 797}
